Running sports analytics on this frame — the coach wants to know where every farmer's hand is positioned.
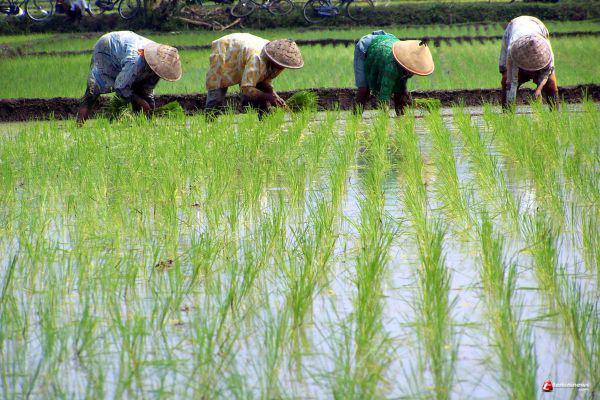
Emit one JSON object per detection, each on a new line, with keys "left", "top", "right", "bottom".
{"left": 268, "top": 93, "right": 286, "bottom": 108}
{"left": 534, "top": 87, "right": 543, "bottom": 100}
{"left": 131, "top": 95, "right": 152, "bottom": 116}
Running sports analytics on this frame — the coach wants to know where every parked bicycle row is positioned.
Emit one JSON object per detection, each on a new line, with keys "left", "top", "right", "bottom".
{"left": 0, "top": 0, "right": 140, "bottom": 20}
{"left": 0, "top": 0, "right": 373, "bottom": 24}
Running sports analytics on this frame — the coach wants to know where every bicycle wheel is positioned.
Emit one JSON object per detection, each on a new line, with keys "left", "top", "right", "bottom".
{"left": 25, "top": 0, "right": 53, "bottom": 21}
{"left": 346, "top": 0, "right": 372, "bottom": 22}
{"left": 230, "top": 0, "right": 255, "bottom": 17}
{"left": 117, "top": 0, "right": 139, "bottom": 19}
{"left": 302, "top": 0, "right": 328, "bottom": 24}
{"left": 267, "top": 0, "right": 293, "bottom": 15}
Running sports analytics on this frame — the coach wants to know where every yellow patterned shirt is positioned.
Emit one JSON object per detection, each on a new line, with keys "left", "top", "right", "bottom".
{"left": 205, "top": 33, "right": 281, "bottom": 96}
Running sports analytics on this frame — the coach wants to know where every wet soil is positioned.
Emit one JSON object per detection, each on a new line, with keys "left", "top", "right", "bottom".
{"left": 1, "top": 84, "right": 598, "bottom": 122}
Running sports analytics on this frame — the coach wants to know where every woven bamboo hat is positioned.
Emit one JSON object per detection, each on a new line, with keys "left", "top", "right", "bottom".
{"left": 509, "top": 34, "right": 552, "bottom": 71}
{"left": 143, "top": 42, "right": 182, "bottom": 82}
{"left": 391, "top": 40, "right": 435, "bottom": 76}
{"left": 263, "top": 39, "right": 304, "bottom": 69}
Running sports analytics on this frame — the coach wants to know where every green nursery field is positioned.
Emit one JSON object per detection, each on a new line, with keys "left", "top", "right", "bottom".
{"left": 0, "top": 104, "right": 598, "bottom": 398}
{"left": 0, "top": 21, "right": 599, "bottom": 99}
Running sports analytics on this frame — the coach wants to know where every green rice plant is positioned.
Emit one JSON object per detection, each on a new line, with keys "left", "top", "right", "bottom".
{"left": 454, "top": 106, "right": 519, "bottom": 229}
{"left": 484, "top": 106, "right": 566, "bottom": 226}
{"left": 351, "top": 109, "right": 395, "bottom": 398}
{"left": 425, "top": 109, "right": 473, "bottom": 231}
{"left": 524, "top": 212, "right": 600, "bottom": 395}
{"left": 395, "top": 114, "right": 457, "bottom": 400}
{"left": 558, "top": 277, "right": 600, "bottom": 396}
{"left": 581, "top": 208, "right": 600, "bottom": 281}
{"left": 284, "top": 197, "right": 336, "bottom": 331}
{"left": 523, "top": 213, "right": 562, "bottom": 310}
{"left": 477, "top": 213, "right": 537, "bottom": 400}
{"left": 414, "top": 98, "right": 441, "bottom": 113}
{"left": 285, "top": 90, "right": 318, "bottom": 112}
{"left": 99, "top": 95, "right": 135, "bottom": 121}
{"left": 561, "top": 101, "right": 600, "bottom": 207}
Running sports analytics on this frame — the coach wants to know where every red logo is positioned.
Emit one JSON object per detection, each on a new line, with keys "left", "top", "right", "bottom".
{"left": 542, "top": 379, "right": 554, "bottom": 392}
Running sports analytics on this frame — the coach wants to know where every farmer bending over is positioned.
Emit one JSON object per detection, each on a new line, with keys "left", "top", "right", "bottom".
{"left": 205, "top": 33, "right": 304, "bottom": 114}
{"left": 499, "top": 16, "right": 559, "bottom": 109}
{"left": 77, "top": 31, "right": 182, "bottom": 125}
{"left": 354, "top": 30, "right": 434, "bottom": 115}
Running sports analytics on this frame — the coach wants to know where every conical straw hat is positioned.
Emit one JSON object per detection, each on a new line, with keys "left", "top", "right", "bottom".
{"left": 143, "top": 42, "right": 182, "bottom": 82}
{"left": 263, "top": 39, "right": 304, "bottom": 69}
{"left": 392, "top": 40, "right": 434, "bottom": 76}
{"left": 509, "top": 33, "right": 552, "bottom": 71}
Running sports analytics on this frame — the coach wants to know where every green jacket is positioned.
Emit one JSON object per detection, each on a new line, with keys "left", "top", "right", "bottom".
{"left": 365, "top": 35, "right": 412, "bottom": 102}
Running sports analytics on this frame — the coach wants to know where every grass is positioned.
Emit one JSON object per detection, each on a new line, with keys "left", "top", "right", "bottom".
{"left": 0, "top": 105, "right": 598, "bottom": 398}
{"left": 2, "top": 20, "right": 598, "bottom": 51}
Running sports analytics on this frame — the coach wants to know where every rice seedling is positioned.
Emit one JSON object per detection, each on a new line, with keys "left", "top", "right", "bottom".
{"left": 285, "top": 90, "right": 318, "bottom": 112}
{"left": 350, "top": 109, "right": 395, "bottom": 398}
{"left": 454, "top": 106, "right": 519, "bottom": 228}
{"left": 477, "top": 213, "right": 537, "bottom": 400}
{"left": 425, "top": 109, "right": 473, "bottom": 231}
{"left": 395, "top": 114, "right": 458, "bottom": 400}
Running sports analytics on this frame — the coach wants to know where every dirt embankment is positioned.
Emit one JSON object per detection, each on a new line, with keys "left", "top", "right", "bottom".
{"left": 1, "top": 85, "right": 598, "bottom": 123}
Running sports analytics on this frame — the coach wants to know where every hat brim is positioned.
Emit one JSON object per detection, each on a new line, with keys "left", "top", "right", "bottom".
{"left": 143, "top": 42, "right": 183, "bottom": 82}
{"left": 263, "top": 45, "right": 304, "bottom": 69}
{"left": 392, "top": 40, "right": 434, "bottom": 76}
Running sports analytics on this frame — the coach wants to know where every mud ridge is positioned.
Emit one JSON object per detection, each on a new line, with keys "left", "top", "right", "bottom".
{"left": 0, "top": 84, "right": 598, "bottom": 123}
{"left": 2, "top": 31, "right": 599, "bottom": 58}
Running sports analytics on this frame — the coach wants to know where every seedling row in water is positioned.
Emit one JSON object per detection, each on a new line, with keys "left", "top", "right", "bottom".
{"left": 0, "top": 104, "right": 598, "bottom": 398}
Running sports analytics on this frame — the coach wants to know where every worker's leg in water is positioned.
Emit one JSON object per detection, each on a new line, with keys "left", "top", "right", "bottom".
{"left": 542, "top": 72, "right": 560, "bottom": 110}
{"left": 353, "top": 44, "right": 369, "bottom": 114}
{"left": 77, "top": 84, "right": 100, "bottom": 125}
{"left": 205, "top": 88, "right": 228, "bottom": 115}
{"left": 240, "top": 94, "right": 270, "bottom": 118}
{"left": 500, "top": 71, "right": 508, "bottom": 109}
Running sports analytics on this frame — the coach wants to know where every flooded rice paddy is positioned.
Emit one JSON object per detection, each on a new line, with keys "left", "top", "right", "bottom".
{"left": 0, "top": 104, "right": 598, "bottom": 399}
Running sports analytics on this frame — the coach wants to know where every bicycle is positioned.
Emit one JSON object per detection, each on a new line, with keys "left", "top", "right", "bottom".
{"left": 230, "top": 0, "right": 294, "bottom": 18}
{"left": 303, "top": 0, "right": 373, "bottom": 24}
{"left": 0, "top": 0, "right": 53, "bottom": 21}
{"left": 92, "top": 0, "right": 140, "bottom": 19}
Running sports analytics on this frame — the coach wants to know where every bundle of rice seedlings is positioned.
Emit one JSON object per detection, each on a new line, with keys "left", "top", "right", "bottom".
{"left": 99, "top": 97, "right": 185, "bottom": 121}
{"left": 414, "top": 98, "right": 442, "bottom": 113}
{"left": 154, "top": 101, "right": 185, "bottom": 118}
{"left": 100, "top": 95, "right": 133, "bottom": 121}
{"left": 286, "top": 91, "right": 318, "bottom": 112}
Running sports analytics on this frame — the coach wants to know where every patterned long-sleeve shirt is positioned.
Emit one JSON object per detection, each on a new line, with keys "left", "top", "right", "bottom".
{"left": 88, "top": 31, "right": 159, "bottom": 100}
{"left": 205, "top": 33, "right": 282, "bottom": 97}
{"left": 499, "top": 16, "right": 554, "bottom": 103}
{"left": 365, "top": 35, "right": 411, "bottom": 102}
